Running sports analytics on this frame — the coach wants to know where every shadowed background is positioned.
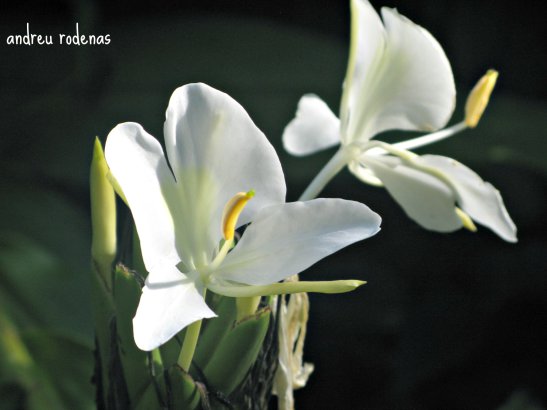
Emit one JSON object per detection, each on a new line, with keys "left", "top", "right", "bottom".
{"left": 1, "top": 0, "right": 546, "bottom": 409}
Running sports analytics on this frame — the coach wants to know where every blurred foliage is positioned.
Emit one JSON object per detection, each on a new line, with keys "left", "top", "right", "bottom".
{"left": 0, "top": 4, "right": 546, "bottom": 410}
{"left": 0, "top": 234, "right": 94, "bottom": 409}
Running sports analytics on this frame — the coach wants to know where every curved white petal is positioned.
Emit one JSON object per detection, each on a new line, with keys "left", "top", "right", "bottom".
{"left": 418, "top": 155, "right": 517, "bottom": 242}
{"left": 363, "top": 155, "right": 462, "bottom": 232}
{"left": 105, "top": 123, "right": 181, "bottom": 272}
{"left": 340, "top": 0, "right": 386, "bottom": 138}
{"left": 283, "top": 94, "right": 341, "bottom": 156}
{"left": 218, "top": 199, "right": 381, "bottom": 285}
{"left": 344, "top": 1, "right": 455, "bottom": 143}
{"left": 133, "top": 265, "right": 215, "bottom": 351}
{"left": 163, "top": 83, "right": 286, "bottom": 261}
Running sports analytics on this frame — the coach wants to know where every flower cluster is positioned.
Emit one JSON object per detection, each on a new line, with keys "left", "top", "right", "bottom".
{"left": 283, "top": 0, "right": 516, "bottom": 242}
{"left": 90, "top": 0, "right": 516, "bottom": 408}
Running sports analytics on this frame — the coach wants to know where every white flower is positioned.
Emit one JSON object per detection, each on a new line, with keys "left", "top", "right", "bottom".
{"left": 105, "top": 83, "right": 381, "bottom": 351}
{"left": 284, "top": 0, "right": 455, "bottom": 156}
{"left": 282, "top": 0, "right": 516, "bottom": 242}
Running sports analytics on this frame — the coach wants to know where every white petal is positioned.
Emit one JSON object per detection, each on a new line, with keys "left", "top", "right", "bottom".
{"left": 340, "top": 0, "right": 386, "bottom": 138}
{"left": 363, "top": 155, "right": 462, "bottom": 232}
{"left": 163, "top": 83, "right": 286, "bottom": 260}
{"left": 218, "top": 199, "right": 381, "bottom": 285}
{"left": 344, "top": 2, "right": 455, "bottom": 143}
{"left": 133, "top": 265, "right": 216, "bottom": 351}
{"left": 282, "top": 94, "right": 341, "bottom": 156}
{"left": 418, "top": 155, "right": 517, "bottom": 242}
{"left": 105, "top": 123, "right": 181, "bottom": 272}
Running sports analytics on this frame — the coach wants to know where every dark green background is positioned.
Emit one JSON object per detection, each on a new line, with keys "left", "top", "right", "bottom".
{"left": 1, "top": 0, "right": 546, "bottom": 409}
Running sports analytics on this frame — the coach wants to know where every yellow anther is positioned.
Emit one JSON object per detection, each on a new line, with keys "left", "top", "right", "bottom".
{"left": 465, "top": 69, "right": 499, "bottom": 128}
{"left": 221, "top": 190, "right": 255, "bottom": 240}
{"left": 455, "top": 207, "right": 477, "bottom": 232}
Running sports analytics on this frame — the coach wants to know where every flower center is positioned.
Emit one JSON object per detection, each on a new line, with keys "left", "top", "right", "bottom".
{"left": 203, "top": 189, "right": 256, "bottom": 279}
{"left": 221, "top": 189, "right": 255, "bottom": 240}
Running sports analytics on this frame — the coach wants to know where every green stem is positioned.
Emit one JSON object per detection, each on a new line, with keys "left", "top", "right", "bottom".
{"left": 177, "top": 319, "right": 203, "bottom": 373}
{"left": 298, "top": 147, "right": 350, "bottom": 201}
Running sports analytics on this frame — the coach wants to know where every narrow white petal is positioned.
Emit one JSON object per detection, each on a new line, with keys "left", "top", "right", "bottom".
{"left": 105, "top": 123, "right": 181, "bottom": 272}
{"left": 418, "top": 155, "right": 517, "bottom": 242}
{"left": 283, "top": 94, "right": 341, "bottom": 156}
{"left": 363, "top": 155, "right": 462, "bottom": 232}
{"left": 133, "top": 265, "right": 216, "bottom": 351}
{"left": 163, "top": 83, "right": 286, "bottom": 260}
{"left": 218, "top": 199, "right": 381, "bottom": 285}
{"left": 345, "top": 3, "right": 455, "bottom": 142}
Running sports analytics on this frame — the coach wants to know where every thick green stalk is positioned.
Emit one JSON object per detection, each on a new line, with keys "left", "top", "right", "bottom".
{"left": 177, "top": 319, "right": 203, "bottom": 373}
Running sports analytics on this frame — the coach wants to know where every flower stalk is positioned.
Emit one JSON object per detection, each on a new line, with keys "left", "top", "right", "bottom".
{"left": 178, "top": 319, "right": 204, "bottom": 373}
{"left": 298, "top": 147, "right": 352, "bottom": 201}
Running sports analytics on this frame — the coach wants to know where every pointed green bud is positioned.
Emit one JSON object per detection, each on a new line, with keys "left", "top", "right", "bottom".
{"left": 90, "top": 139, "right": 118, "bottom": 406}
{"left": 90, "top": 137, "right": 117, "bottom": 289}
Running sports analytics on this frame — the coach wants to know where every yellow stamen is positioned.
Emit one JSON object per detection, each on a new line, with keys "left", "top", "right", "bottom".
{"left": 221, "top": 190, "right": 255, "bottom": 240}
{"left": 455, "top": 207, "right": 477, "bottom": 232}
{"left": 464, "top": 69, "right": 499, "bottom": 128}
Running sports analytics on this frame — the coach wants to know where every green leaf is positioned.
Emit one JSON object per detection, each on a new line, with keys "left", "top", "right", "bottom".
{"left": 134, "top": 373, "right": 167, "bottom": 410}
{"left": 0, "top": 232, "right": 95, "bottom": 409}
{"left": 203, "top": 307, "right": 271, "bottom": 395}
{"left": 193, "top": 295, "right": 238, "bottom": 371}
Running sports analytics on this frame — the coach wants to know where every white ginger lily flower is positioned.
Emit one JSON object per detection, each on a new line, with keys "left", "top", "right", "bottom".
{"left": 105, "top": 83, "right": 381, "bottom": 351}
{"left": 282, "top": 0, "right": 516, "bottom": 242}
